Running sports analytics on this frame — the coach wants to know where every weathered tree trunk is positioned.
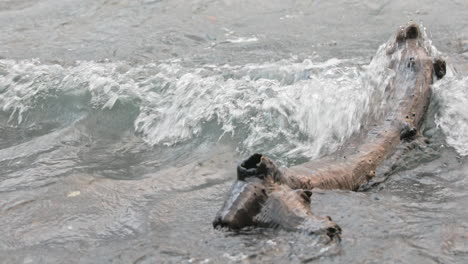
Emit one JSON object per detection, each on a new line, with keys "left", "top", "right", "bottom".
{"left": 213, "top": 23, "right": 446, "bottom": 235}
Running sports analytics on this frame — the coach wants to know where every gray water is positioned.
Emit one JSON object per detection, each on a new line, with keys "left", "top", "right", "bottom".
{"left": 1, "top": 0, "right": 468, "bottom": 263}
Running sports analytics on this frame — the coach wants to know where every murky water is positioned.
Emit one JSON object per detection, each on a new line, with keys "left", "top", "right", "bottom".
{"left": 1, "top": 0, "right": 468, "bottom": 263}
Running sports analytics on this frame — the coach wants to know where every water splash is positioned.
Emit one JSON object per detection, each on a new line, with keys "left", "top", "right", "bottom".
{"left": 0, "top": 50, "right": 400, "bottom": 164}
{"left": 434, "top": 74, "right": 468, "bottom": 156}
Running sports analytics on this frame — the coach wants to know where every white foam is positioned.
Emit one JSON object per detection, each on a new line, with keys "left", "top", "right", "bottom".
{"left": 225, "top": 37, "right": 259, "bottom": 44}
{"left": 434, "top": 75, "right": 468, "bottom": 156}
{"left": 0, "top": 54, "right": 397, "bottom": 163}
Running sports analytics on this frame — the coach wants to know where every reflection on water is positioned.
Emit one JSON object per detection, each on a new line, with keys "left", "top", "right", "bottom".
{"left": 1, "top": 0, "right": 468, "bottom": 263}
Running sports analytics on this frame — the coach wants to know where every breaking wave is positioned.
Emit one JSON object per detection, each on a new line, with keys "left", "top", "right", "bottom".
{"left": 0, "top": 48, "right": 400, "bottom": 164}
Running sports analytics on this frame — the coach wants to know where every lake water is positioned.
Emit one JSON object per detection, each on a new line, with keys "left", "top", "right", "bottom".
{"left": 1, "top": 0, "right": 468, "bottom": 263}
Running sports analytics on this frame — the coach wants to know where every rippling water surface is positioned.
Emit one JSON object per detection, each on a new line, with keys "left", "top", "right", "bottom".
{"left": 1, "top": 0, "right": 468, "bottom": 263}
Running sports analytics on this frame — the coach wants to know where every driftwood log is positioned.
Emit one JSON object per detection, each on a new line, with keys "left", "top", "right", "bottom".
{"left": 213, "top": 23, "right": 446, "bottom": 239}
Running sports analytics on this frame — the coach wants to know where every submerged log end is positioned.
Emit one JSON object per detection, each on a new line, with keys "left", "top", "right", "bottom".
{"left": 237, "top": 153, "right": 283, "bottom": 182}
{"left": 433, "top": 57, "right": 446, "bottom": 80}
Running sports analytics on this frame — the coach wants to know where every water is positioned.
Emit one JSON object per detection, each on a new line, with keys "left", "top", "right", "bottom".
{"left": 1, "top": 0, "right": 468, "bottom": 263}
